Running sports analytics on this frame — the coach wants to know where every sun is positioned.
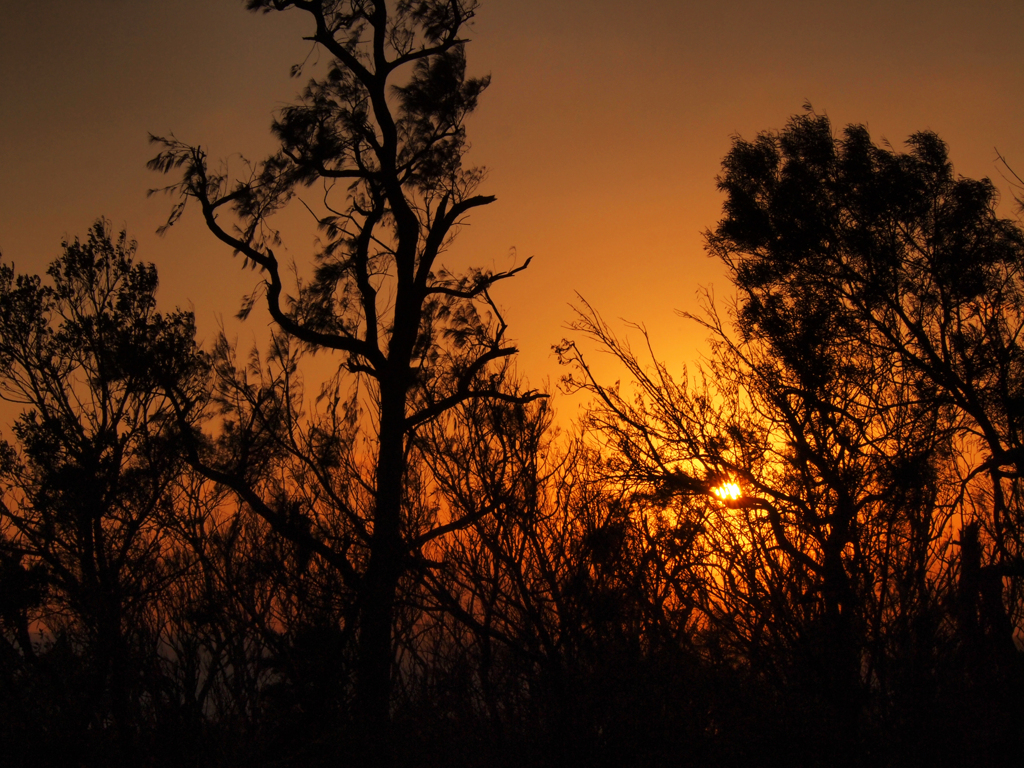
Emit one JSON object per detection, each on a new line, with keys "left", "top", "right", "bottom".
{"left": 711, "top": 480, "right": 742, "bottom": 502}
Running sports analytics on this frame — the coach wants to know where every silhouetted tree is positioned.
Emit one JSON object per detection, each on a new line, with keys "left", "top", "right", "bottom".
{"left": 558, "top": 302, "right": 910, "bottom": 763}
{"left": 705, "top": 109, "right": 1024, "bottom": 677}
{"left": 149, "top": 1, "right": 540, "bottom": 758}
{"left": 557, "top": 112, "right": 1024, "bottom": 765}
{"left": 0, "top": 220, "right": 207, "bottom": 765}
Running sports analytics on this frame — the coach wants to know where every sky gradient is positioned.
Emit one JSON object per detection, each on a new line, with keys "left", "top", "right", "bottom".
{"left": 2, "top": 0, "right": 1023, "bottom": 402}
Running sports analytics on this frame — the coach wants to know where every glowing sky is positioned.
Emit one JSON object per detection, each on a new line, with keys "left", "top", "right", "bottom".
{"left": 2, "top": 0, "right": 1023, "bottom": 404}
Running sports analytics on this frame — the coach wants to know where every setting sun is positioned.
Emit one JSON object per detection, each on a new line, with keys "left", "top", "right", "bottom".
{"left": 711, "top": 481, "right": 743, "bottom": 501}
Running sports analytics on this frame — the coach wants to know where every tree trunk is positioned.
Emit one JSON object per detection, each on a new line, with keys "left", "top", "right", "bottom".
{"left": 354, "top": 381, "right": 406, "bottom": 765}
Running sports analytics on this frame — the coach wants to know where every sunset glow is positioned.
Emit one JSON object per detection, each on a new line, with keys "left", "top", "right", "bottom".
{"left": 1, "top": 2, "right": 1021, "bottom": 765}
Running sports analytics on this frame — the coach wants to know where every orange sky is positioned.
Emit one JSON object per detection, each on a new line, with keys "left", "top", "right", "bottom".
{"left": 2, "top": 0, "right": 1023, "bottom": 416}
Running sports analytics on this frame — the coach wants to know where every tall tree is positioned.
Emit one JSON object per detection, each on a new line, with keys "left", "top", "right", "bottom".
{"left": 559, "top": 111, "right": 1024, "bottom": 763}
{"left": 149, "top": 0, "right": 540, "bottom": 751}
{"left": 0, "top": 220, "right": 206, "bottom": 763}
{"left": 705, "top": 109, "right": 1024, "bottom": 645}
{"left": 701, "top": 110, "right": 1024, "bottom": 760}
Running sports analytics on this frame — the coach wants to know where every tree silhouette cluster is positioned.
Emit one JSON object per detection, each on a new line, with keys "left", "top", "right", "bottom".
{"left": 2, "top": 4, "right": 1023, "bottom": 767}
